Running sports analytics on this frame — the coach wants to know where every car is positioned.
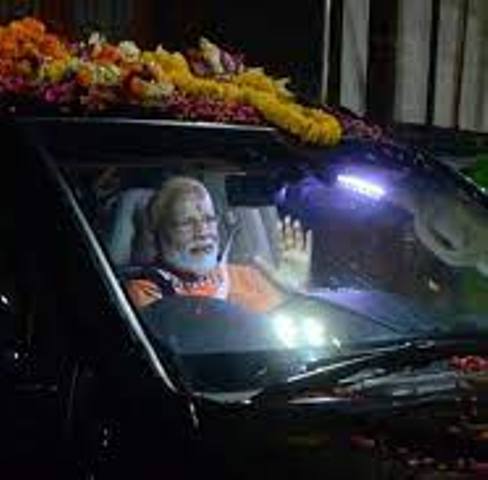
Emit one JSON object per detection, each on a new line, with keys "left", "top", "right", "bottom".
{"left": 1, "top": 115, "right": 488, "bottom": 479}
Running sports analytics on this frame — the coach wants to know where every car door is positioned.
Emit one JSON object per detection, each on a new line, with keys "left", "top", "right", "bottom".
{"left": 10, "top": 121, "right": 199, "bottom": 478}
{"left": 0, "top": 121, "right": 136, "bottom": 476}
{"left": 0, "top": 124, "right": 71, "bottom": 475}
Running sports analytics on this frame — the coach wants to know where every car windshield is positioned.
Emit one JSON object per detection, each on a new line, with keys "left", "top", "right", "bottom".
{"left": 55, "top": 124, "right": 488, "bottom": 397}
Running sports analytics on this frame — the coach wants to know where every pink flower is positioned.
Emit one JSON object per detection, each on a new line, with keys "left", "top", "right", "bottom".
{"left": 44, "top": 87, "right": 58, "bottom": 102}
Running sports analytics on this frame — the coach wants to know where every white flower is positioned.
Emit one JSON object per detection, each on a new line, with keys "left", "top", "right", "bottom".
{"left": 118, "top": 41, "right": 141, "bottom": 62}
{"left": 88, "top": 32, "right": 105, "bottom": 47}
{"left": 142, "top": 80, "right": 174, "bottom": 99}
{"left": 95, "top": 64, "right": 122, "bottom": 85}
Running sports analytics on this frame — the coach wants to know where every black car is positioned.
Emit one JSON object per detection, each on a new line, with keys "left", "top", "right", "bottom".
{"left": 1, "top": 117, "right": 488, "bottom": 479}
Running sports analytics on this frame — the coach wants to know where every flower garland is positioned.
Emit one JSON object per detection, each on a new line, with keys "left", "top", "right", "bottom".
{"left": 141, "top": 47, "right": 342, "bottom": 145}
{"left": 0, "top": 17, "right": 342, "bottom": 146}
{"left": 0, "top": 17, "right": 69, "bottom": 77}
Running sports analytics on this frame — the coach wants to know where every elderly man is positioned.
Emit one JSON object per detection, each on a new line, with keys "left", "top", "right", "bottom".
{"left": 125, "top": 176, "right": 311, "bottom": 313}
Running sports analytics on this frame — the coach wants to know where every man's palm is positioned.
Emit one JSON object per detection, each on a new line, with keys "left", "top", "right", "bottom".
{"left": 276, "top": 216, "right": 312, "bottom": 288}
{"left": 253, "top": 215, "right": 312, "bottom": 291}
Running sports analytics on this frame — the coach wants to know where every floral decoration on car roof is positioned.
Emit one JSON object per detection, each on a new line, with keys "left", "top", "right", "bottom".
{"left": 0, "top": 17, "right": 343, "bottom": 146}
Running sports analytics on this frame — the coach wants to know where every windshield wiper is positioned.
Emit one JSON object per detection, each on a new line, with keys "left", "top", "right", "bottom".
{"left": 252, "top": 336, "right": 488, "bottom": 405}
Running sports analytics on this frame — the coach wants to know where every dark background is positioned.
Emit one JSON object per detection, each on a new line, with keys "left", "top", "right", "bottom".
{"left": 4, "top": 0, "right": 325, "bottom": 101}
{"left": 152, "top": 0, "right": 325, "bottom": 101}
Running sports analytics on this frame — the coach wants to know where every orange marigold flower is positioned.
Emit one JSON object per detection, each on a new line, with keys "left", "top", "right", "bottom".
{"left": 22, "top": 41, "right": 41, "bottom": 58}
{"left": 127, "top": 76, "right": 147, "bottom": 98}
{"left": 0, "top": 40, "right": 19, "bottom": 57}
{"left": 0, "top": 59, "right": 14, "bottom": 76}
{"left": 40, "top": 34, "right": 69, "bottom": 59}
{"left": 16, "top": 59, "right": 33, "bottom": 76}
{"left": 93, "top": 44, "right": 122, "bottom": 64}
{"left": 0, "top": 17, "right": 68, "bottom": 68}
{"left": 76, "top": 67, "right": 94, "bottom": 88}
{"left": 10, "top": 17, "right": 45, "bottom": 38}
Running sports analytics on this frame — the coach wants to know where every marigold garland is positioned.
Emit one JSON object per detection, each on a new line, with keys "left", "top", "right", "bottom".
{"left": 0, "top": 17, "right": 68, "bottom": 78}
{"left": 143, "top": 47, "right": 342, "bottom": 145}
{"left": 0, "top": 17, "right": 342, "bottom": 146}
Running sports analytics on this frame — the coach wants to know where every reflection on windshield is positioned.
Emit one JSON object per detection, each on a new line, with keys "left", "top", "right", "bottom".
{"left": 64, "top": 158, "right": 488, "bottom": 392}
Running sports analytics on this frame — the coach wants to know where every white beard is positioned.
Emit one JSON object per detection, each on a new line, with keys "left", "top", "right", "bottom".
{"left": 163, "top": 245, "right": 219, "bottom": 276}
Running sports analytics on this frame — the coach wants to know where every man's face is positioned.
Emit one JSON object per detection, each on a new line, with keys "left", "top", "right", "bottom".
{"left": 160, "top": 189, "right": 220, "bottom": 275}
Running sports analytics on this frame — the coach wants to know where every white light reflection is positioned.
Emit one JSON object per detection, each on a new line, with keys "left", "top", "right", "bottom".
{"left": 272, "top": 314, "right": 332, "bottom": 349}
{"left": 272, "top": 314, "right": 299, "bottom": 348}
{"left": 0, "top": 295, "right": 9, "bottom": 306}
{"left": 303, "top": 318, "right": 327, "bottom": 347}
{"left": 337, "top": 174, "right": 386, "bottom": 199}
{"left": 331, "top": 336, "right": 342, "bottom": 349}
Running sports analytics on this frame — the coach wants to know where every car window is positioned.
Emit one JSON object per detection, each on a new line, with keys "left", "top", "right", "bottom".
{"left": 56, "top": 144, "right": 488, "bottom": 397}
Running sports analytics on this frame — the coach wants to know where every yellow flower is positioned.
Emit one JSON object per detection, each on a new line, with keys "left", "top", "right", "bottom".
{"left": 233, "top": 68, "right": 293, "bottom": 101}
{"left": 40, "top": 58, "right": 70, "bottom": 82}
{"left": 1, "top": 14, "right": 343, "bottom": 146}
{"left": 137, "top": 42, "right": 341, "bottom": 145}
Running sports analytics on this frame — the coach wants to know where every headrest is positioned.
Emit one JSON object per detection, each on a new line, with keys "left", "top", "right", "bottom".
{"left": 105, "top": 188, "right": 155, "bottom": 266}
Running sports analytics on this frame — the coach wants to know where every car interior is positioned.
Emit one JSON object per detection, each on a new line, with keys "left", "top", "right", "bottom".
{"left": 102, "top": 171, "right": 282, "bottom": 273}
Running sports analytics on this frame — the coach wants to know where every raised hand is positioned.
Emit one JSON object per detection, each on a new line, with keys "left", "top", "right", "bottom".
{"left": 253, "top": 215, "right": 312, "bottom": 292}
{"left": 276, "top": 215, "right": 313, "bottom": 289}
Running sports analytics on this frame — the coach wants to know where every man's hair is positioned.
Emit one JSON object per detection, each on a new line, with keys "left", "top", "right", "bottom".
{"left": 148, "top": 176, "right": 211, "bottom": 234}
{"left": 131, "top": 176, "right": 214, "bottom": 263}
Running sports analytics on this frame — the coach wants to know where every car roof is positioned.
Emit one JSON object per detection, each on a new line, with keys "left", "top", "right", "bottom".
{"left": 13, "top": 115, "right": 488, "bottom": 209}
{"left": 16, "top": 116, "right": 301, "bottom": 167}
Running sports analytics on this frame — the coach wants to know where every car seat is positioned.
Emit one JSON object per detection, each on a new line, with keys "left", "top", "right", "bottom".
{"left": 104, "top": 187, "right": 155, "bottom": 266}
{"left": 103, "top": 175, "right": 280, "bottom": 269}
